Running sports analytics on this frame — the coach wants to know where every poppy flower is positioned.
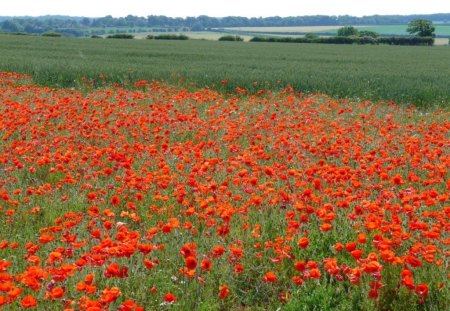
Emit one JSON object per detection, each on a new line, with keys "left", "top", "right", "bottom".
{"left": 415, "top": 284, "right": 428, "bottom": 298}
{"left": 47, "top": 287, "right": 65, "bottom": 299}
{"left": 185, "top": 256, "right": 197, "bottom": 270}
{"left": 164, "top": 293, "right": 176, "bottom": 304}
{"left": 21, "top": 295, "right": 38, "bottom": 308}
{"left": 218, "top": 285, "right": 230, "bottom": 299}
{"left": 111, "top": 195, "right": 120, "bottom": 206}
{"left": 297, "top": 237, "right": 309, "bottom": 249}
{"left": 262, "top": 271, "right": 277, "bottom": 283}
{"left": 200, "top": 259, "right": 212, "bottom": 271}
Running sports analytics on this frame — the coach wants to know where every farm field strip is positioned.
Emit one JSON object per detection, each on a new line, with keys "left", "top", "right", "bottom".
{"left": 223, "top": 24, "right": 450, "bottom": 36}
{"left": 0, "top": 72, "right": 448, "bottom": 310}
{"left": 0, "top": 35, "right": 450, "bottom": 107}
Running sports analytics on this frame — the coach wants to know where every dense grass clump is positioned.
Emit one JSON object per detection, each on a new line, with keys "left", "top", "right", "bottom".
{"left": 42, "top": 32, "right": 62, "bottom": 37}
{"left": 106, "top": 33, "right": 134, "bottom": 39}
{"left": 155, "top": 34, "right": 189, "bottom": 40}
{"left": 218, "top": 35, "right": 244, "bottom": 41}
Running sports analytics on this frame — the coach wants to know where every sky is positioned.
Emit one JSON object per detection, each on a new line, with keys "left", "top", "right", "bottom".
{"left": 2, "top": 0, "right": 450, "bottom": 18}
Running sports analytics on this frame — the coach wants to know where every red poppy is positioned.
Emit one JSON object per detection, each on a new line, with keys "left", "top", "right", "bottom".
{"left": 21, "top": 295, "right": 38, "bottom": 308}
{"left": 262, "top": 271, "right": 277, "bottom": 282}
{"left": 164, "top": 293, "right": 176, "bottom": 303}
{"left": 200, "top": 259, "right": 212, "bottom": 271}
{"left": 185, "top": 256, "right": 197, "bottom": 270}
{"left": 218, "top": 285, "right": 229, "bottom": 299}
{"left": 297, "top": 237, "right": 309, "bottom": 249}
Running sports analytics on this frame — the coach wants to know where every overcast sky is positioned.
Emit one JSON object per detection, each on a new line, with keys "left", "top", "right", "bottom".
{"left": 2, "top": 0, "right": 450, "bottom": 17}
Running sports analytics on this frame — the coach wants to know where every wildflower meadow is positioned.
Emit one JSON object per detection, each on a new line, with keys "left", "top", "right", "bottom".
{"left": 0, "top": 71, "right": 448, "bottom": 310}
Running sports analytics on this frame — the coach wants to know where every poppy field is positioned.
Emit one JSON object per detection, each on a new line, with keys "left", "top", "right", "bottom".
{"left": 0, "top": 71, "right": 449, "bottom": 310}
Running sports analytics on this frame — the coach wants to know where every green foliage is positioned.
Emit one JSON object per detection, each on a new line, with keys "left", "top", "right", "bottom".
{"left": 42, "top": 32, "right": 62, "bottom": 37}
{"left": 218, "top": 35, "right": 244, "bottom": 41}
{"left": 146, "top": 34, "right": 154, "bottom": 39}
{"left": 1, "top": 20, "right": 22, "bottom": 32}
{"left": 358, "top": 30, "right": 379, "bottom": 38}
{"left": 337, "top": 26, "right": 359, "bottom": 37}
{"left": 305, "top": 32, "right": 319, "bottom": 39}
{"left": 90, "top": 35, "right": 102, "bottom": 39}
{"left": 0, "top": 35, "right": 449, "bottom": 107}
{"left": 155, "top": 34, "right": 189, "bottom": 40}
{"left": 106, "top": 33, "right": 134, "bottom": 39}
{"left": 407, "top": 19, "right": 436, "bottom": 37}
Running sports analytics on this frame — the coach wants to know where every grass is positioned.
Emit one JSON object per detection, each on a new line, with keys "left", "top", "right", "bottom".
{"left": 0, "top": 34, "right": 449, "bottom": 108}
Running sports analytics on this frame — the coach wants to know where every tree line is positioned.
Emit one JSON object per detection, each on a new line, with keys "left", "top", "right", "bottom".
{"left": 1, "top": 13, "right": 449, "bottom": 36}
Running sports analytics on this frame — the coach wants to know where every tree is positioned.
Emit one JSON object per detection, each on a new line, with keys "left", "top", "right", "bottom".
{"left": 337, "top": 26, "right": 358, "bottom": 37}
{"left": 407, "top": 19, "right": 435, "bottom": 37}
{"left": 80, "top": 17, "right": 91, "bottom": 27}
{"left": 1, "top": 20, "right": 21, "bottom": 32}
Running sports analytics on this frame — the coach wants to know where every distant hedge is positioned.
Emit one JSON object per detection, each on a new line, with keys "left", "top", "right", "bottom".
{"left": 8, "top": 32, "right": 30, "bottom": 36}
{"left": 250, "top": 36, "right": 434, "bottom": 46}
{"left": 218, "top": 35, "right": 243, "bottom": 41}
{"left": 377, "top": 37, "right": 434, "bottom": 46}
{"left": 106, "top": 33, "right": 134, "bottom": 39}
{"left": 154, "top": 34, "right": 189, "bottom": 40}
{"left": 42, "top": 32, "right": 62, "bottom": 37}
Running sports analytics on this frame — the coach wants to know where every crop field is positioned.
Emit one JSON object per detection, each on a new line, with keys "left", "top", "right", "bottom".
{"left": 1, "top": 35, "right": 450, "bottom": 108}
{"left": 224, "top": 24, "right": 450, "bottom": 37}
{"left": 223, "top": 26, "right": 342, "bottom": 33}
{"left": 0, "top": 70, "right": 449, "bottom": 310}
{"left": 359, "top": 25, "right": 450, "bottom": 37}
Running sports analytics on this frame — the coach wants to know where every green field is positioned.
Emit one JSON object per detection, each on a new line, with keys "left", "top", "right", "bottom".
{"left": 360, "top": 24, "right": 450, "bottom": 36}
{"left": 0, "top": 34, "right": 450, "bottom": 107}
{"left": 225, "top": 24, "right": 450, "bottom": 37}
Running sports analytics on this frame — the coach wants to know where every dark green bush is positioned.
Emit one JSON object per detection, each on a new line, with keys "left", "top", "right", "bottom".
{"left": 106, "top": 33, "right": 134, "bottom": 39}
{"left": 337, "top": 26, "right": 358, "bottom": 37}
{"left": 42, "top": 32, "right": 62, "bottom": 37}
{"left": 90, "top": 35, "right": 102, "bottom": 39}
{"left": 378, "top": 36, "right": 434, "bottom": 46}
{"left": 354, "top": 36, "right": 378, "bottom": 44}
{"left": 249, "top": 36, "right": 266, "bottom": 42}
{"left": 154, "top": 34, "right": 189, "bottom": 40}
{"left": 146, "top": 34, "right": 154, "bottom": 40}
{"left": 9, "top": 32, "right": 30, "bottom": 36}
{"left": 218, "top": 35, "right": 243, "bottom": 41}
